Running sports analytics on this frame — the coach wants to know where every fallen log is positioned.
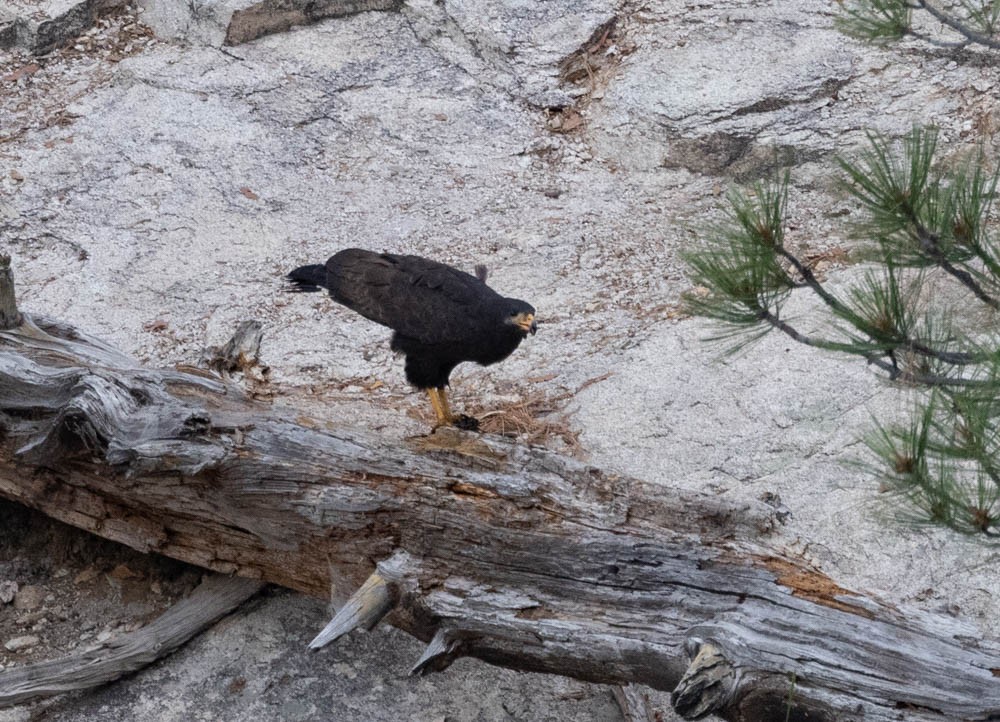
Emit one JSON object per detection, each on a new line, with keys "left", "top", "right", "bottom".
{"left": 0, "top": 300, "right": 998, "bottom": 719}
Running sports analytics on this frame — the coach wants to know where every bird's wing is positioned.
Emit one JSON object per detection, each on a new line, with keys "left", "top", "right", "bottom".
{"left": 325, "top": 249, "right": 499, "bottom": 345}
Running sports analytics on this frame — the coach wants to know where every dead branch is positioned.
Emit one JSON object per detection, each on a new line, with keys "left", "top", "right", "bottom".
{"left": 0, "top": 255, "right": 21, "bottom": 330}
{"left": 0, "top": 574, "right": 263, "bottom": 707}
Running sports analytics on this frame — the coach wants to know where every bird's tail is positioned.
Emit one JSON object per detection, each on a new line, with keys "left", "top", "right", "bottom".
{"left": 286, "top": 264, "right": 328, "bottom": 293}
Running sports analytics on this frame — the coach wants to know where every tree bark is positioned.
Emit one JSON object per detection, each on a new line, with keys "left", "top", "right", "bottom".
{"left": 0, "top": 255, "right": 21, "bottom": 330}
{"left": 0, "top": 313, "right": 998, "bottom": 721}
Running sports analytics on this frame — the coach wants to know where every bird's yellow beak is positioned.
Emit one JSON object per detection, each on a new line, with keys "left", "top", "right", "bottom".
{"left": 514, "top": 312, "right": 537, "bottom": 335}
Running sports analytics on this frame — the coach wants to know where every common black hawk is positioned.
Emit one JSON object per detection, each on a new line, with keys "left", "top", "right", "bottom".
{"left": 287, "top": 248, "right": 537, "bottom": 429}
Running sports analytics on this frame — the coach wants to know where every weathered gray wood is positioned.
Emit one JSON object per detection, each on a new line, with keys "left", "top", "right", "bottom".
{"left": 201, "top": 319, "right": 264, "bottom": 376}
{"left": 613, "top": 684, "right": 656, "bottom": 722}
{"left": 0, "top": 255, "right": 21, "bottom": 330}
{"left": 409, "top": 627, "right": 460, "bottom": 677}
{"left": 0, "top": 574, "right": 263, "bottom": 707}
{"left": 0, "top": 312, "right": 998, "bottom": 721}
{"left": 672, "top": 643, "right": 736, "bottom": 719}
{"left": 225, "top": 0, "right": 402, "bottom": 45}
{"left": 309, "top": 569, "right": 395, "bottom": 649}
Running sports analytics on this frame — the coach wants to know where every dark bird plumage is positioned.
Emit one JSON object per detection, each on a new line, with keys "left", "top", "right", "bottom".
{"left": 287, "top": 248, "right": 537, "bottom": 428}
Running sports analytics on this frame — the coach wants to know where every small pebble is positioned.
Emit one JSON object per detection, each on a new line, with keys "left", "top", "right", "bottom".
{"left": 13, "top": 585, "right": 44, "bottom": 611}
{"left": 74, "top": 567, "right": 100, "bottom": 584}
{"left": 5, "top": 635, "right": 40, "bottom": 652}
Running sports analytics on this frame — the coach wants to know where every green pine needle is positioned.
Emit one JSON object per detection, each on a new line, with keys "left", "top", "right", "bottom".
{"left": 837, "top": 127, "right": 942, "bottom": 265}
{"left": 681, "top": 175, "right": 796, "bottom": 345}
{"left": 835, "top": 0, "right": 911, "bottom": 42}
{"left": 959, "top": 0, "right": 1000, "bottom": 35}
{"left": 684, "top": 125, "right": 1000, "bottom": 536}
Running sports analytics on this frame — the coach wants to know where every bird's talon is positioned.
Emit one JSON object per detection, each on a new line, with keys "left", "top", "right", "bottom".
{"left": 430, "top": 414, "right": 479, "bottom": 432}
{"left": 453, "top": 414, "right": 480, "bottom": 431}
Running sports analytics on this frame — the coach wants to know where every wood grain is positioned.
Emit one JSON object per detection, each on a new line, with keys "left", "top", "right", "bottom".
{"left": 0, "top": 313, "right": 997, "bottom": 721}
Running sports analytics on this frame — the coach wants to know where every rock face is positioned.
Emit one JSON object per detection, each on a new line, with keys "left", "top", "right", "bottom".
{"left": 2, "top": 0, "right": 1000, "bottom": 721}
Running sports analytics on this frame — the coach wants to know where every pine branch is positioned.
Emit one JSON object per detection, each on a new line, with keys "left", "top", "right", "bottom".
{"left": 912, "top": 223, "right": 1000, "bottom": 309}
{"left": 835, "top": 0, "right": 911, "bottom": 42}
{"left": 757, "top": 309, "right": 990, "bottom": 387}
{"left": 775, "top": 247, "right": 850, "bottom": 313}
{"left": 838, "top": 127, "right": 1000, "bottom": 312}
{"left": 684, "top": 126, "right": 1000, "bottom": 534}
{"left": 838, "top": 0, "right": 1000, "bottom": 49}
{"left": 913, "top": 0, "right": 1000, "bottom": 49}
{"left": 872, "top": 388, "right": 1000, "bottom": 534}
{"left": 946, "top": 158, "right": 1000, "bottom": 282}
{"left": 685, "top": 150, "right": 994, "bottom": 372}
{"left": 906, "top": 27, "right": 971, "bottom": 49}
{"left": 776, "top": 245, "right": 982, "bottom": 366}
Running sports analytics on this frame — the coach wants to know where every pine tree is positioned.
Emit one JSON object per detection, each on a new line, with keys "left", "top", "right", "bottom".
{"left": 837, "top": 0, "right": 1000, "bottom": 49}
{"left": 683, "top": 127, "right": 1000, "bottom": 536}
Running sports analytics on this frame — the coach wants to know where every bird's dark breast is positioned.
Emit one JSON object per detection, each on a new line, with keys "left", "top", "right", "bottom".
{"left": 469, "top": 328, "right": 526, "bottom": 365}
{"left": 392, "top": 328, "right": 526, "bottom": 389}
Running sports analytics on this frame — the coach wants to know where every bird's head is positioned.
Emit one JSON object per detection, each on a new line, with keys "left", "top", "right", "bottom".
{"left": 503, "top": 300, "right": 537, "bottom": 337}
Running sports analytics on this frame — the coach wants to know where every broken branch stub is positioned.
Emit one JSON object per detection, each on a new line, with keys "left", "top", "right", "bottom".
{"left": 224, "top": 0, "right": 403, "bottom": 46}
{"left": 0, "top": 255, "right": 22, "bottom": 330}
{"left": 409, "top": 627, "right": 461, "bottom": 677}
{"left": 201, "top": 319, "right": 265, "bottom": 376}
{"left": 309, "top": 569, "right": 397, "bottom": 649}
{"left": 613, "top": 684, "right": 656, "bottom": 722}
{"left": 671, "top": 643, "right": 738, "bottom": 719}
{"left": 0, "top": 313, "right": 998, "bottom": 721}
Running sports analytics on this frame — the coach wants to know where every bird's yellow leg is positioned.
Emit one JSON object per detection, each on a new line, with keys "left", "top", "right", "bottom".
{"left": 426, "top": 388, "right": 451, "bottom": 426}
{"left": 438, "top": 387, "right": 454, "bottom": 423}
{"left": 433, "top": 387, "right": 479, "bottom": 431}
